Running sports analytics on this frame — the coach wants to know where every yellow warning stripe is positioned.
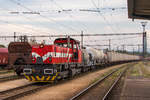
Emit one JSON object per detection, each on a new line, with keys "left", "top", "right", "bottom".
{"left": 24, "top": 72, "right": 60, "bottom": 82}
{"left": 36, "top": 76, "right": 41, "bottom": 80}
{"left": 41, "top": 76, "right": 45, "bottom": 81}
{"left": 46, "top": 76, "right": 51, "bottom": 81}
{"left": 25, "top": 75, "right": 31, "bottom": 81}
{"left": 31, "top": 76, "right": 36, "bottom": 81}
{"left": 24, "top": 73, "right": 31, "bottom": 81}
{"left": 51, "top": 73, "right": 58, "bottom": 81}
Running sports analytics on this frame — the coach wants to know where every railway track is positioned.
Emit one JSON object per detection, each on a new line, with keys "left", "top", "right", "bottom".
{"left": 0, "top": 75, "right": 24, "bottom": 83}
{"left": 0, "top": 82, "right": 52, "bottom": 100}
{"left": 69, "top": 65, "right": 129, "bottom": 100}
{"left": 0, "top": 70, "right": 13, "bottom": 74}
{"left": 102, "top": 67, "right": 128, "bottom": 100}
{"left": 0, "top": 63, "right": 135, "bottom": 100}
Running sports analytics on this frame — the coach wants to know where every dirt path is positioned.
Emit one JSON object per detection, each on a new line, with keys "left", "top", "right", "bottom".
{"left": 120, "top": 78, "right": 150, "bottom": 100}
{"left": 0, "top": 79, "right": 32, "bottom": 92}
{"left": 18, "top": 63, "right": 132, "bottom": 100}
{"left": 0, "top": 73, "right": 16, "bottom": 78}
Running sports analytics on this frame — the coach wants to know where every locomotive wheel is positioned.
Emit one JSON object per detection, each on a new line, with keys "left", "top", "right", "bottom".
{"left": 68, "top": 69, "right": 73, "bottom": 79}
{"left": 14, "top": 59, "right": 25, "bottom": 76}
{"left": 16, "top": 71, "right": 21, "bottom": 76}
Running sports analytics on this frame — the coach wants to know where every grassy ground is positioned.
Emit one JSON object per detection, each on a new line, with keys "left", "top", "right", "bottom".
{"left": 129, "top": 63, "right": 140, "bottom": 76}
{"left": 140, "top": 62, "right": 150, "bottom": 77}
{"left": 128, "top": 61, "right": 150, "bottom": 78}
{"left": 90, "top": 63, "right": 135, "bottom": 85}
{"left": 0, "top": 70, "right": 14, "bottom": 74}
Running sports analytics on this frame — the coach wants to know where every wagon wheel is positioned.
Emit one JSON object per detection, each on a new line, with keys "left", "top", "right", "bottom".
{"left": 14, "top": 59, "right": 25, "bottom": 76}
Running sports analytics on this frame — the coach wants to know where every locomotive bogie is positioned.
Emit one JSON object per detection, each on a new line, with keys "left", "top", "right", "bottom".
{"left": 23, "top": 64, "right": 61, "bottom": 82}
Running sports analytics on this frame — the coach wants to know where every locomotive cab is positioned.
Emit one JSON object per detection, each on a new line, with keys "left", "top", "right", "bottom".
{"left": 54, "top": 37, "right": 81, "bottom": 61}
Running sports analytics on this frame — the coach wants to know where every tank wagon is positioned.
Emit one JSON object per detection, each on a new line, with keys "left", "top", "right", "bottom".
{"left": 8, "top": 37, "right": 140, "bottom": 82}
{"left": 107, "top": 51, "right": 140, "bottom": 63}
{"left": 0, "top": 48, "right": 8, "bottom": 68}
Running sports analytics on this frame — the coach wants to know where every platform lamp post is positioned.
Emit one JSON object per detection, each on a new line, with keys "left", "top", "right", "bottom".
{"left": 141, "top": 21, "right": 147, "bottom": 58}
{"left": 81, "top": 31, "right": 83, "bottom": 49}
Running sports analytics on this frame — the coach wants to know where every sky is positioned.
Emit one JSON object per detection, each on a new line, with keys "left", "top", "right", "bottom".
{"left": 0, "top": 0, "right": 150, "bottom": 52}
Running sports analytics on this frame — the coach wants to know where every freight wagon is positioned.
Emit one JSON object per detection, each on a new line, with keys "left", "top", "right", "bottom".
{"left": 0, "top": 48, "right": 8, "bottom": 69}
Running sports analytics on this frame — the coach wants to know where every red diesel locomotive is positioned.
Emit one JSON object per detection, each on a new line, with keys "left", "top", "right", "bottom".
{"left": 24, "top": 37, "right": 82, "bottom": 82}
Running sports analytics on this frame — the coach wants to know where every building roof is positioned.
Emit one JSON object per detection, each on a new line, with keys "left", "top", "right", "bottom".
{"left": 128, "top": 0, "right": 150, "bottom": 20}
{"left": 54, "top": 38, "right": 80, "bottom": 44}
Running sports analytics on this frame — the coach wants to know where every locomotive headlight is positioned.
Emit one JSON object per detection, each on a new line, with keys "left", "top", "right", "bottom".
{"left": 32, "top": 58, "right": 35, "bottom": 61}
{"left": 49, "top": 58, "right": 52, "bottom": 62}
{"left": 40, "top": 44, "right": 44, "bottom": 48}
{"left": 49, "top": 55, "right": 52, "bottom": 62}
{"left": 32, "top": 55, "right": 35, "bottom": 62}
{"left": 23, "top": 68, "right": 32, "bottom": 74}
{"left": 44, "top": 69, "right": 53, "bottom": 74}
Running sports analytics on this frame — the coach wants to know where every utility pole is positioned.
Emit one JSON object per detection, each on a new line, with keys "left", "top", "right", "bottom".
{"left": 138, "top": 44, "right": 140, "bottom": 53}
{"left": 81, "top": 31, "right": 83, "bottom": 49}
{"left": 67, "top": 36, "right": 70, "bottom": 48}
{"left": 143, "top": 32, "right": 147, "bottom": 57}
{"left": 117, "top": 46, "right": 119, "bottom": 52}
{"left": 141, "top": 22, "right": 147, "bottom": 58}
{"left": 133, "top": 47, "right": 135, "bottom": 55}
{"left": 108, "top": 39, "right": 111, "bottom": 51}
{"left": 14, "top": 32, "right": 16, "bottom": 42}
{"left": 122, "top": 45, "right": 125, "bottom": 52}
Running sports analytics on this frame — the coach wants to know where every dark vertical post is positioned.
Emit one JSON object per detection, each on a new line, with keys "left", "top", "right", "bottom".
{"left": 141, "top": 22, "right": 147, "bottom": 58}
{"left": 138, "top": 44, "right": 140, "bottom": 53}
{"left": 143, "top": 32, "right": 147, "bottom": 57}
{"left": 81, "top": 31, "right": 83, "bottom": 49}
{"left": 14, "top": 32, "right": 16, "bottom": 42}
{"left": 67, "top": 36, "right": 70, "bottom": 48}
{"left": 122, "top": 45, "right": 125, "bottom": 52}
{"left": 109, "top": 39, "right": 111, "bottom": 51}
{"left": 117, "top": 46, "right": 119, "bottom": 52}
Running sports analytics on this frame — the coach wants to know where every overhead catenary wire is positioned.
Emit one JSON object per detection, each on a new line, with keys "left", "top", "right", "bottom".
{"left": 5, "top": 0, "right": 128, "bottom": 34}
{"left": 90, "top": 0, "right": 119, "bottom": 33}
{"left": 84, "top": 35, "right": 141, "bottom": 43}
{"left": 0, "top": 7, "right": 58, "bottom": 34}
{"left": 0, "top": 32, "right": 143, "bottom": 38}
{"left": 9, "top": 0, "right": 80, "bottom": 33}
{"left": 50, "top": 0, "right": 95, "bottom": 33}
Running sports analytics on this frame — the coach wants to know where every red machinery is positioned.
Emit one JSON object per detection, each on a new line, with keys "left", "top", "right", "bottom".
{"left": 23, "top": 37, "right": 82, "bottom": 82}
{"left": 0, "top": 48, "right": 8, "bottom": 67}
